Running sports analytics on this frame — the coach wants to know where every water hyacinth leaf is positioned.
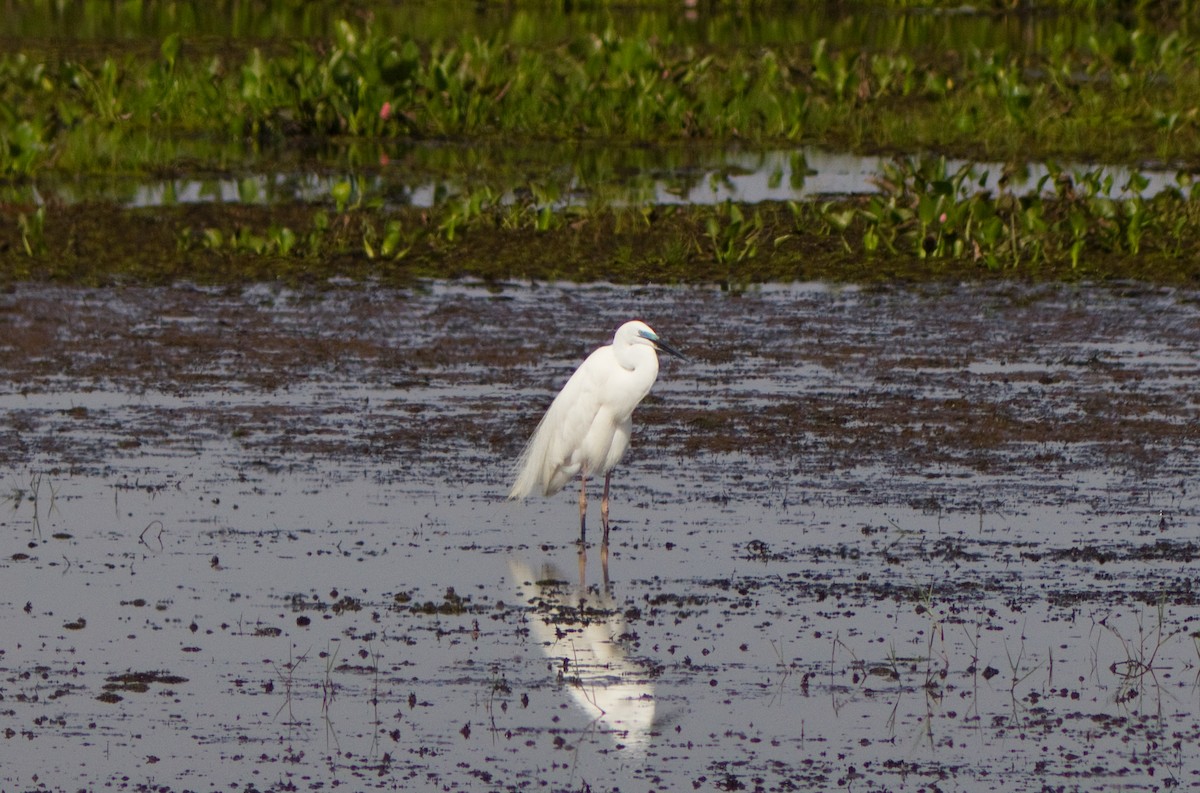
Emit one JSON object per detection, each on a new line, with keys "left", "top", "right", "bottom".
{"left": 160, "top": 32, "right": 182, "bottom": 72}
{"left": 822, "top": 204, "right": 856, "bottom": 232}
{"left": 917, "top": 195, "right": 941, "bottom": 226}
{"left": 381, "top": 220, "right": 406, "bottom": 257}
{"left": 202, "top": 228, "right": 223, "bottom": 249}
{"left": 1068, "top": 208, "right": 1089, "bottom": 237}
{"left": 1124, "top": 172, "right": 1151, "bottom": 193}
{"left": 238, "top": 177, "right": 260, "bottom": 204}
{"left": 1091, "top": 197, "right": 1117, "bottom": 220}
{"left": 331, "top": 180, "right": 353, "bottom": 213}
{"left": 270, "top": 226, "right": 296, "bottom": 255}
{"left": 863, "top": 226, "right": 880, "bottom": 253}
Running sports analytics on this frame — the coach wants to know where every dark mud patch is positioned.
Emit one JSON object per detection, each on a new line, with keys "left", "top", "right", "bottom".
{"left": 97, "top": 671, "right": 188, "bottom": 703}
{"left": 104, "top": 671, "right": 189, "bottom": 690}
{"left": 1027, "top": 539, "right": 1200, "bottom": 565}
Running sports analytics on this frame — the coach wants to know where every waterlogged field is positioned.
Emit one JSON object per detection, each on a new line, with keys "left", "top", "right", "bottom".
{"left": 2, "top": 281, "right": 1200, "bottom": 792}
{"left": 3, "top": 5, "right": 1200, "bottom": 788}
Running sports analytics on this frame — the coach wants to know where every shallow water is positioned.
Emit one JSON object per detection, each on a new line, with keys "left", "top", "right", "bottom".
{"left": 25, "top": 143, "right": 1188, "bottom": 212}
{"left": 2, "top": 280, "right": 1200, "bottom": 792}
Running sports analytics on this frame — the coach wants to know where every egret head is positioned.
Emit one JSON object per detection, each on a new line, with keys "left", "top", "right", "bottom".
{"left": 619, "top": 320, "right": 686, "bottom": 360}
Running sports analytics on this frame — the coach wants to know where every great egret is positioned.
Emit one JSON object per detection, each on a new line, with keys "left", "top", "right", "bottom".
{"left": 508, "top": 320, "right": 684, "bottom": 547}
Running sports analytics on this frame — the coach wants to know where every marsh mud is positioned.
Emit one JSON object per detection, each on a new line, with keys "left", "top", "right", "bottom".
{"left": 2, "top": 280, "right": 1199, "bottom": 792}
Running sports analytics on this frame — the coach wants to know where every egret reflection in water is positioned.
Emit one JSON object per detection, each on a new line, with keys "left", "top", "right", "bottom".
{"left": 510, "top": 559, "right": 658, "bottom": 750}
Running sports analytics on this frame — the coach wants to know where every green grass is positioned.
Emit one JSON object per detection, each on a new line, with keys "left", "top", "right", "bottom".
{"left": 4, "top": 180, "right": 1199, "bottom": 289}
{"left": 3, "top": 14, "right": 1200, "bottom": 178}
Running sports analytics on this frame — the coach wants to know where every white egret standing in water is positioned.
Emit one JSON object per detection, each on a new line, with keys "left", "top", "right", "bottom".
{"left": 508, "top": 320, "right": 684, "bottom": 549}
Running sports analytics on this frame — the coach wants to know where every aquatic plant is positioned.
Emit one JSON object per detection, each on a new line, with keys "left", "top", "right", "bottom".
{"left": 16, "top": 205, "right": 46, "bottom": 256}
{"left": 704, "top": 201, "right": 763, "bottom": 284}
{"left": 13, "top": 170, "right": 1200, "bottom": 288}
{"left": 3, "top": 11, "right": 1200, "bottom": 177}
{"left": 2, "top": 5, "right": 1200, "bottom": 286}
{"left": 820, "top": 157, "right": 1200, "bottom": 271}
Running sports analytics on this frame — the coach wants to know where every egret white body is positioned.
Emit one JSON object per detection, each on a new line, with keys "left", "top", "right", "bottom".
{"left": 508, "top": 320, "right": 683, "bottom": 546}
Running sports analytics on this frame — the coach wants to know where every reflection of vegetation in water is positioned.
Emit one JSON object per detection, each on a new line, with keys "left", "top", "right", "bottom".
{"left": 3, "top": 471, "right": 59, "bottom": 535}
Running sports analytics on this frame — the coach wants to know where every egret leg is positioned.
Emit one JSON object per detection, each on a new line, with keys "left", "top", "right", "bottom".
{"left": 600, "top": 471, "right": 612, "bottom": 548}
{"left": 577, "top": 476, "right": 587, "bottom": 586}
{"left": 578, "top": 473, "right": 588, "bottom": 547}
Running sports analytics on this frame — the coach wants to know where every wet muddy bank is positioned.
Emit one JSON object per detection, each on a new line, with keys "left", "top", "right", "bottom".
{"left": 1, "top": 280, "right": 1199, "bottom": 792}
{"left": 4, "top": 280, "right": 1197, "bottom": 491}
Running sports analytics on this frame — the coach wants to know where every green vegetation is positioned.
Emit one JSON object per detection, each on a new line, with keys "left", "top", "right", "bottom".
{"left": 5, "top": 13, "right": 1200, "bottom": 175}
{"left": 1, "top": 2, "right": 1199, "bottom": 285}
{"left": 8, "top": 172, "right": 1200, "bottom": 288}
{"left": 820, "top": 158, "right": 1200, "bottom": 271}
